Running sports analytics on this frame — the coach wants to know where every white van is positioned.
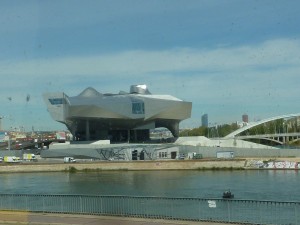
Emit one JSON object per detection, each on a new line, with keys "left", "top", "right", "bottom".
{"left": 63, "top": 157, "right": 76, "bottom": 163}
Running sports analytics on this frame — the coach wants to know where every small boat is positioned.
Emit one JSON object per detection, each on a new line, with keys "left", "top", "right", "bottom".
{"left": 223, "top": 190, "right": 234, "bottom": 199}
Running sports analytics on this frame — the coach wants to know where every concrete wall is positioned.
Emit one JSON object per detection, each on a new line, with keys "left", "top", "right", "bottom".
{"left": 177, "top": 146, "right": 300, "bottom": 158}
{"left": 1, "top": 145, "right": 299, "bottom": 161}
{"left": 0, "top": 160, "right": 246, "bottom": 173}
{"left": 175, "top": 136, "right": 277, "bottom": 149}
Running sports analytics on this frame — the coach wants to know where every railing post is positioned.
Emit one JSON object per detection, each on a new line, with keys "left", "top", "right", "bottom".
{"left": 42, "top": 195, "right": 45, "bottom": 213}
{"left": 80, "top": 196, "right": 83, "bottom": 213}
{"left": 60, "top": 196, "right": 63, "bottom": 213}
{"left": 259, "top": 202, "right": 262, "bottom": 224}
{"left": 25, "top": 195, "right": 28, "bottom": 211}
{"left": 227, "top": 200, "right": 231, "bottom": 222}
{"left": 9, "top": 194, "right": 12, "bottom": 210}
{"left": 171, "top": 198, "right": 174, "bottom": 220}
{"left": 295, "top": 203, "right": 298, "bottom": 225}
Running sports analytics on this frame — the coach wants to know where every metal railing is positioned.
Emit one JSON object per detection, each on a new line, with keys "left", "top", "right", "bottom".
{"left": 0, "top": 194, "right": 299, "bottom": 225}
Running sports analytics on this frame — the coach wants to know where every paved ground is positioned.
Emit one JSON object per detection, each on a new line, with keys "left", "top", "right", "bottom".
{"left": 0, "top": 211, "right": 238, "bottom": 225}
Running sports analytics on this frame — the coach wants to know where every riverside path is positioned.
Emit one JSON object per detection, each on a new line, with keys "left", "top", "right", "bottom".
{"left": 0, "top": 211, "right": 239, "bottom": 225}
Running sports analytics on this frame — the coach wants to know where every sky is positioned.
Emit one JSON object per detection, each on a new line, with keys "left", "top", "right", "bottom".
{"left": 1, "top": 0, "right": 300, "bottom": 131}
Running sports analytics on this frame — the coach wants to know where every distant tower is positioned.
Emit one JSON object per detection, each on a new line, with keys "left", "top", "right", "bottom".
{"left": 201, "top": 114, "right": 208, "bottom": 127}
{"left": 242, "top": 114, "right": 249, "bottom": 123}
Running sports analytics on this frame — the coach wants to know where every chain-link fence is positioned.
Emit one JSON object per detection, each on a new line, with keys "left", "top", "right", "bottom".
{"left": 0, "top": 194, "right": 298, "bottom": 224}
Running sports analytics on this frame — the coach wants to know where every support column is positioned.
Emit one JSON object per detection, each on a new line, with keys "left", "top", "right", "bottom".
{"left": 134, "top": 130, "right": 137, "bottom": 142}
{"left": 86, "top": 120, "right": 90, "bottom": 141}
{"left": 71, "top": 123, "right": 77, "bottom": 141}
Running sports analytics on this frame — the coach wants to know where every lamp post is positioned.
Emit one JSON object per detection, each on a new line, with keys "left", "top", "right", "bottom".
{"left": 8, "top": 133, "right": 11, "bottom": 151}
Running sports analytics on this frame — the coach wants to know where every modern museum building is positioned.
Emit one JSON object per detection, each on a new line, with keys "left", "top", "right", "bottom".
{"left": 43, "top": 85, "right": 192, "bottom": 142}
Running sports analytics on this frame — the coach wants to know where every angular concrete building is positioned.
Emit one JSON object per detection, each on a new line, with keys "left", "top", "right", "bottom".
{"left": 43, "top": 85, "right": 192, "bottom": 142}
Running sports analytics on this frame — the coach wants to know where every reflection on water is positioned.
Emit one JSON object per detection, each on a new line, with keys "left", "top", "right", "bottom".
{"left": 0, "top": 170, "right": 299, "bottom": 201}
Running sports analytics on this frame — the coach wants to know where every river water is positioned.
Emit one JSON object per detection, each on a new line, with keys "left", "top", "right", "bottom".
{"left": 0, "top": 170, "right": 299, "bottom": 201}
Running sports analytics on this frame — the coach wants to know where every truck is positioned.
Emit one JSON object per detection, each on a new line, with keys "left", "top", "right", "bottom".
{"left": 4, "top": 156, "right": 21, "bottom": 163}
{"left": 187, "top": 152, "right": 203, "bottom": 159}
{"left": 64, "top": 157, "right": 76, "bottom": 163}
{"left": 23, "top": 154, "right": 37, "bottom": 162}
{"left": 193, "top": 153, "right": 203, "bottom": 159}
{"left": 187, "top": 152, "right": 196, "bottom": 159}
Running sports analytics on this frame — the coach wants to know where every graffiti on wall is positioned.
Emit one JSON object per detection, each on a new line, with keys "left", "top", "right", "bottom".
{"left": 247, "top": 160, "right": 299, "bottom": 169}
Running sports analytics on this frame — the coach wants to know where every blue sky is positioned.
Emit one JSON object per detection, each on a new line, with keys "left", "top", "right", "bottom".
{"left": 1, "top": 0, "right": 300, "bottom": 131}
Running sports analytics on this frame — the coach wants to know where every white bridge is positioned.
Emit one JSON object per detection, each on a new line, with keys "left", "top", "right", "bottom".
{"left": 225, "top": 113, "right": 300, "bottom": 145}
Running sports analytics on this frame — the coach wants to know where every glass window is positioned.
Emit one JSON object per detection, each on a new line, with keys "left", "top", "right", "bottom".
{"left": 132, "top": 102, "right": 145, "bottom": 114}
{"left": 48, "top": 98, "right": 64, "bottom": 105}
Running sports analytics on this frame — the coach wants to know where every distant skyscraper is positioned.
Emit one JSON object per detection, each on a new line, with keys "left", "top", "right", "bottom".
{"left": 202, "top": 114, "right": 208, "bottom": 127}
{"left": 242, "top": 114, "right": 249, "bottom": 123}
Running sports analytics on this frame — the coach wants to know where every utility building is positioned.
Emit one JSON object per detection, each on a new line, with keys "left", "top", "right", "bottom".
{"left": 43, "top": 85, "right": 192, "bottom": 142}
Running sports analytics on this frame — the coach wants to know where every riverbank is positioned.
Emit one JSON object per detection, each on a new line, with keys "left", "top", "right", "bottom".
{"left": 0, "top": 159, "right": 246, "bottom": 173}
{"left": 0, "top": 158, "right": 299, "bottom": 173}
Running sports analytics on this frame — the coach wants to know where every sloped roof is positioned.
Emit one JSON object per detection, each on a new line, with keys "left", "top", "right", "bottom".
{"left": 78, "top": 87, "right": 102, "bottom": 97}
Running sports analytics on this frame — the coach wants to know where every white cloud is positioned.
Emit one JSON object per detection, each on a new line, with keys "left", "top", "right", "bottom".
{"left": 1, "top": 38, "right": 300, "bottom": 129}
{"left": 1, "top": 38, "right": 299, "bottom": 78}
{"left": 3, "top": 38, "right": 299, "bottom": 100}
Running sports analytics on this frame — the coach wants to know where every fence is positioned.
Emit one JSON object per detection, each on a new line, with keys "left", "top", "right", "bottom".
{"left": 0, "top": 194, "right": 299, "bottom": 225}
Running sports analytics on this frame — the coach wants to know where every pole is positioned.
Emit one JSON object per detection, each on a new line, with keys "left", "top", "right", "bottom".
{"left": 8, "top": 134, "right": 11, "bottom": 151}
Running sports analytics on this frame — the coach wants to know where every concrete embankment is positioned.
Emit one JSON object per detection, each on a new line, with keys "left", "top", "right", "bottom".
{"left": 0, "top": 159, "right": 246, "bottom": 173}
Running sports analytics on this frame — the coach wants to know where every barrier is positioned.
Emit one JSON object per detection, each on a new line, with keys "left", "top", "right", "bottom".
{"left": 0, "top": 194, "right": 299, "bottom": 224}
